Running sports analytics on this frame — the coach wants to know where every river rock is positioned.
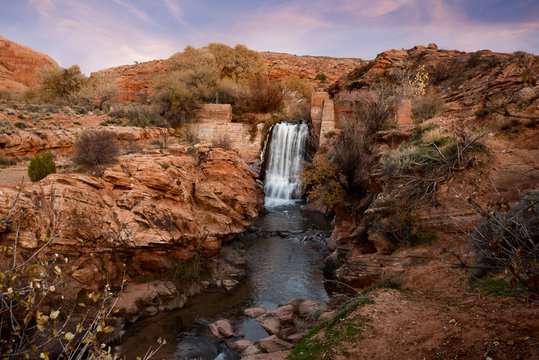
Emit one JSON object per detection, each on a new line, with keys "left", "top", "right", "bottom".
{"left": 242, "top": 344, "right": 262, "bottom": 357}
{"left": 256, "top": 316, "right": 281, "bottom": 335}
{"left": 242, "top": 352, "right": 289, "bottom": 360}
{"left": 244, "top": 306, "right": 267, "bottom": 318}
{"left": 114, "top": 281, "right": 178, "bottom": 322}
{"left": 258, "top": 335, "right": 294, "bottom": 353}
{"left": 227, "top": 339, "right": 253, "bottom": 352}
{"left": 209, "top": 319, "right": 237, "bottom": 339}
{"left": 222, "top": 279, "right": 239, "bottom": 292}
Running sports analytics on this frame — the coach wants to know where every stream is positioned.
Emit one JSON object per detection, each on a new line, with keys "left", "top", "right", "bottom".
{"left": 117, "top": 204, "right": 331, "bottom": 359}
{"left": 117, "top": 122, "right": 325, "bottom": 359}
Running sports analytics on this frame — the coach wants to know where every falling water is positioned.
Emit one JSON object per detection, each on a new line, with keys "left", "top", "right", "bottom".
{"left": 264, "top": 122, "right": 309, "bottom": 206}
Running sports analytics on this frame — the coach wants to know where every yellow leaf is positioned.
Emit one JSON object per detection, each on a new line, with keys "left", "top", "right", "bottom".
{"left": 64, "top": 332, "right": 75, "bottom": 341}
{"left": 49, "top": 285, "right": 55, "bottom": 292}
{"left": 54, "top": 266, "right": 62, "bottom": 275}
{"left": 37, "top": 324, "right": 45, "bottom": 332}
{"left": 102, "top": 326, "right": 115, "bottom": 334}
{"left": 78, "top": 302, "right": 86, "bottom": 308}
{"left": 50, "top": 310, "right": 60, "bottom": 320}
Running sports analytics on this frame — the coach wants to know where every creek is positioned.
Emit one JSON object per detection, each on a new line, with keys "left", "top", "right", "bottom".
{"left": 117, "top": 122, "right": 329, "bottom": 359}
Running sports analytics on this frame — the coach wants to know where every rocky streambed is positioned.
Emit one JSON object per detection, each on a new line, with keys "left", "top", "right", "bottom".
{"left": 116, "top": 204, "right": 333, "bottom": 360}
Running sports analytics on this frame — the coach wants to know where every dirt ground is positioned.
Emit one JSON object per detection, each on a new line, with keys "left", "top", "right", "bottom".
{"left": 332, "top": 257, "right": 538, "bottom": 360}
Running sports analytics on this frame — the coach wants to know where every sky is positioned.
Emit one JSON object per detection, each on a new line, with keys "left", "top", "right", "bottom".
{"left": 1, "top": 0, "right": 538, "bottom": 74}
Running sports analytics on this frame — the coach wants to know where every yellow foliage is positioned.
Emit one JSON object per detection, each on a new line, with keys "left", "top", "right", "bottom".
{"left": 300, "top": 155, "right": 343, "bottom": 208}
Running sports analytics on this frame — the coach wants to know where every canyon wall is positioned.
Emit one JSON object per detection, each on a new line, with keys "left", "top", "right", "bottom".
{"left": 0, "top": 35, "right": 58, "bottom": 93}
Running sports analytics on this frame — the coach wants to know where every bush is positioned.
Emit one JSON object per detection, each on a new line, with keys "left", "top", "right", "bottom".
{"left": 332, "top": 119, "right": 369, "bottom": 194}
{"left": 35, "top": 65, "right": 86, "bottom": 104}
{"left": 355, "top": 84, "right": 399, "bottom": 136}
{"left": 72, "top": 129, "right": 119, "bottom": 171}
{"left": 411, "top": 92, "right": 445, "bottom": 122}
{"left": 376, "top": 270, "right": 405, "bottom": 289}
{"left": 0, "top": 194, "right": 123, "bottom": 359}
{"left": 375, "top": 200, "right": 436, "bottom": 247}
{"left": 212, "top": 133, "right": 233, "bottom": 150}
{"left": 246, "top": 75, "right": 283, "bottom": 113}
{"left": 109, "top": 104, "right": 165, "bottom": 127}
{"left": 0, "top": 156, "right": 17, "bottom": 168}
{"left": 445, "top": 191, "right": 538, "bottom": 302}
{"left": 315, "top": 73, "right": 327, "bottom": 82}
{"left": 300, "top": 155, "right": 343, "bottom": 208}
{"left": 28, "top": 151, "right": 56, "bottom": 182}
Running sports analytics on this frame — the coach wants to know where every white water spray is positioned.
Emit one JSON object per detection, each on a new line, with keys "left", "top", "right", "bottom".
{"left": 264, "top": 122, "right": 309, "bottom": 206}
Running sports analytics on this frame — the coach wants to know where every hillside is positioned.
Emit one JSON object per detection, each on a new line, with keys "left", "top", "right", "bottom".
{"left": 0, "top": 35, "right": 58, "bottom": 93}
{"left": 93, "top": 51, "right": 364, "bottom": 103}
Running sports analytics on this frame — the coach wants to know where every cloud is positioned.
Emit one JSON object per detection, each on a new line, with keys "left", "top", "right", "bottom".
{"left": 20, "top": 0, "right": 539, "bottom": 73}
{"left": 112, "top": 0, "right": 155, "bottom": 25}
{"left": 27, "top": 0, "right": 178, "bottom": 72}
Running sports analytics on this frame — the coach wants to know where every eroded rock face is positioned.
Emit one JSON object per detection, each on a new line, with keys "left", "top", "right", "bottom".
{"left": 0, "top": 35, "right": 58, "bottom": 93}
{"left": 0, "top": 146, "right": 263, "bottom": 294}
{"left": 0, "top": 126, "right": 173, "bottom": 157}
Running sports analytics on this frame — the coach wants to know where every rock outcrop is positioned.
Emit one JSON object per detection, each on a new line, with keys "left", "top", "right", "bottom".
{"left": 0, "top": 146, "right": 263, "bottom": 294}
{"left": 329, "top": 45, "right": 538, "bottom": 114}
{"left": 0, "top": 35, "right": 58, "bottom": 93}
{"left": 0, "top": 125, "right": 173, "bottom": 157}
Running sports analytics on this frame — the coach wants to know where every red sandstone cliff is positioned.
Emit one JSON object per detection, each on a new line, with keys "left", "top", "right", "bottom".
{"left": 0, "top": 35, "right": 58, "bottom": 93}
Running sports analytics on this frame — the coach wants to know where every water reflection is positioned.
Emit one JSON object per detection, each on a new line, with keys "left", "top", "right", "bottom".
{"left": 117, "top": 205, "right": 331, "bottom": 359}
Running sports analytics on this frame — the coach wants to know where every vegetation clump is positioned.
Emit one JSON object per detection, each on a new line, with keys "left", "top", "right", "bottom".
{"left": 288, "top": 297, "right": 374, "bottom": 360}
{"left": 447, "top": 190, "right": 538, "bottom": 302}
{"left": 28, "top": 151, "right": 56, "bottom": 182}
{"left": 72, "top": 129, "right": 119, "bottom": 173}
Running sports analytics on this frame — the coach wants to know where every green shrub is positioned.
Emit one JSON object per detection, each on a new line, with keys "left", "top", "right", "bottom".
{"left": 28, "top": 151, "right": 56, "bottom": 182}
{"left": 14, "top": 121, "right": 30, "bottom": 129}
{"left": 315, "top": 73, "right": 327, "bottom": 82}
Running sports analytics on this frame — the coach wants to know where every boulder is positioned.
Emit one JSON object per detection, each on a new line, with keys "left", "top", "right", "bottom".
{"left": 258, "top": 335, "right": 293, "bottom": 353}
{"left": 209, "top": 319, "right": 236, "bottom": 339}
{"left": 244, "top": 306, "right": 267, "bottom": 318}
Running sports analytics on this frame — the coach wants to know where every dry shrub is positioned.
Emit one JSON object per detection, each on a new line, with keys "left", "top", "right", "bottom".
{"left": 184, "top": 126, "right": 200, "bottom": 145}
{"left": 446, "top": 190, "right": 538, "bottom": 302}
{"left": 0, "top": 89, "right": 18, "bottom": 102}
{"left": 212, "top": 133, "right": 233, "bottom": 150}
{"left": 109, "top": 104, "right": 165, "bottom": 127}
{"left": 332, "top": 119, "right": 370, "bottom": 194}
{"left": 412, "top": 92, "right": 445, "bottom": 122}
{"left": 355, "top": 84, "right": 399, "bottom": 136}
{"left": 377, "top": 270, "right": 405, "bottom": 289}
{"left": 72, "top": 129, "right": 119, "bottom": 173}
{"left": 379, "top": 124, "right": 486, "bottom": 202}
{"left": 247, "top": 75, "right": 283, "bottom": 113}
{"left": 0, "top": 194, "right": 124, "bottom": 360}
{"left": 374, "top": 200, "right": 436, "bottom": 247}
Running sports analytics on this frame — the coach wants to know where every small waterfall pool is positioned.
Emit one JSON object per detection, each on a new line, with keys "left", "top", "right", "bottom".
{"left": 264, "top": 122, "right": 309, "bottom": 206}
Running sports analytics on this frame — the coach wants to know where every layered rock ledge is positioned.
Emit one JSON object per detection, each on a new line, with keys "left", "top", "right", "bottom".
{"left": 0, "top": 146, "right": 263, "bottom": 294}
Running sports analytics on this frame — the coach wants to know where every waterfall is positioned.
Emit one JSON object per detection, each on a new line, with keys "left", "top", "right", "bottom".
{"left": 264, "top": 122, "right": 309, "bottom": 206}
